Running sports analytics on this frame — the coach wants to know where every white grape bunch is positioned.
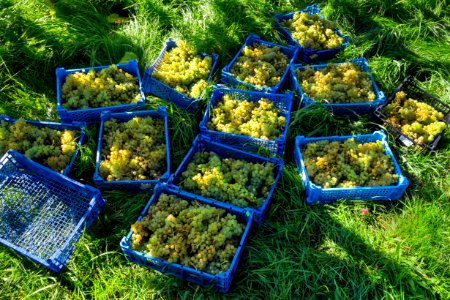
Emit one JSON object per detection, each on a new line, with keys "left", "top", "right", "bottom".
{"left": 282, "top": 12, "right": 344, "bottom": 50}
{"left": 152, "top": 40, "right": 213, "bottom": 98}
{"left": 383, "top": 91, "right": 447, "bottom": 144}
{"left": 131, "top": 193, "right": 245, "bottom": 275}
{"left": 99, "top": 116, "right": 166, "bottom": 181}
{"left": 62, "top": 64, "right": 141, "bottom": 109}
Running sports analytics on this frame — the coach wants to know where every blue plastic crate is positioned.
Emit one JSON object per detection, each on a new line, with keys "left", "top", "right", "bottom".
{"left": 93, "top": 107, "right": 171, "bottom": 190}
{"left": 294, "top": 131, "right": 409, "bottom": 205}
{"left": 0, "top": 115, "right": 86, "bottom": 177}
{"left": 56, "top": 59, "right": 146, "bottom": 123}
{"left": 199, "top": 85, "right": 293, "bottom": 156}
{"left": 273, "top": 3, "right": 350, "bottom": 63}
{"left": 374, "top": 75, "right": 450, "bottom": 151}
{"left": 221, "top": 34, "right": 299, "bottom": 93}
{"left": 120, "top": 182, "right": 253, "bottom": 293}
{"left": 291, "top": 58, "right": 386, "bottom": 115}
{"left": 142, "top": 38, "right": 219, "bottom": 112}
{"left": 169, "top": 134, "right": 283, "bottom": 224}
{"left": 0, "top": 150, "right": 105, "bottom": 272}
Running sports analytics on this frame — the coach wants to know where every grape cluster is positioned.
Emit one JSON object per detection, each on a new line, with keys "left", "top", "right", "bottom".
{"left": 208, "top": 95, "right": 286, "bottom": 140}
{"left": 230, "top": 43, "right": 290, "bottom": 88}
{"left": 282, "top": 12, "right": 344, "bottom": 50}
{"left": 99, "top": 116, "right": 166, "bottom": 181}
{"left": 302, "top": 138, "right": 398, "bottom": 188}
{"left": 296, "top": 63, "right": 376, "bottom": 103}
{"left": 383, "top": 91, "right": 447, "bottom": 144}
{"left": 0, "top": 119, "right": 78, "bottom": 172}
{"left": 131, "top": 193, "right": 245, "bottom": 275}
{"left": 152, "top": 40, "right": 213, "bottom": 98}
{"left": 181, "top": 152, "right": 275, "bottom": 208}
{"left": 62, "top": 65, "right": 141, "bottom": 110}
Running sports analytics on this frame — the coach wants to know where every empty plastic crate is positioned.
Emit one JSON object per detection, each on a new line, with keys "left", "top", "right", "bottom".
{"left": 56, "top": 59, "right": 146, "bottom": 123}
{"left": 93, "top": 107, "right": 171, "bottom": 190}
{"left": 294, "top": 131, "right": 409, "bottom": 205}
{"left": 221, "top": 34, "right": 299, "bottom": 93}
{"left": 169, "top": 134, "right": 283, "bottom": 224}
{"left": 0, "top": 150, "right": 105, "bottom": 272}
{"left": 291, "top": 58, "right": 385, "bottom": 115}
{"left": 120, "top": 182, "right": 253, "bottom": 293}
{"left": 274, "top": 3, "right": 350, "bottom": 62}
{"left": 142, "top": 38, "right": 219, "bottom": 112}
{"left": 199, "top": 86, "right": 293, "bottom": 156}
{"left": 374, "top": 75, "right": 450, "bottom": 150}
{"left": 0, "top": 115, "right": 86, "bottom": 176}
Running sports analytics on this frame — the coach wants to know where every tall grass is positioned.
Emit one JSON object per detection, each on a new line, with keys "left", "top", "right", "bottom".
{"left": 0, "top": 0, "right": 449, "bottom": 298}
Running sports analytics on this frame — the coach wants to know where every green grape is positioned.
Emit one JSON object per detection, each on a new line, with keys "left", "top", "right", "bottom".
{"left": 383, "top": 91, "right": 447, "bottom": 145}
{"left": 282, "top": 12, "right": 344, "bottom": 50}
{"left": 180, "top": 152, "right": 275, "bottom": 208}
{"left": 296, "top": 63, "right": 376, "bottom": 103}
{"left": 152, "top": 40, "right": 212, "bottom": 98}
{"left": 99, "top": 116, "right": 166, "bottom": 181}
{"left": 207, "top": 95, "right": 286, "bottom": 140}
{"left": 0, "top": 119, "right": 78, "bottom": 173}
{"left": 61, "top": 64, "right": 141, "bottom": 110}
{"left": 130, "top": 193, "right": 245, "bottom": 275}
{"left": 302, "top": 138, "right": 398, "bottom": 188}
{"left": 230, "top": 43, "right": 289, "bottom": 88}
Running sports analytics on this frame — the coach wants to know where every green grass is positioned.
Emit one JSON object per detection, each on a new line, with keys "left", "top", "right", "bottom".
{"left": 1, "top": 0, "right": 450, "bottom": 298}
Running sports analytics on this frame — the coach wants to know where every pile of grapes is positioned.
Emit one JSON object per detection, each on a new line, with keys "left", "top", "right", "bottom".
{"left": 99, "top": 116, "right": 166, "bottom": 181}
{"left": 208, "top": 95, "right": 286, "bottom": 140}
{"left": 302, "top": 138, "right": 398, "bottom": 188}
{"left": 131, "top": 193, "right": 245, "bottom": 275}
{"left": 0, "top": 119, "right": 78, "bottom": 172}
{"left": 181, "top": 152, "right": 275, "bottom": 208}
{"left": 230, "top": 43, "right": 289, "bottom": 88}
{"left": 152, "top": 41, "right": 213, "bottom": 98}
{"left": 282, "top": 12, "right": 344, "bottom": 50}
{"left": 62, "top": 65, "right": 141, "bottom": 110}
{"left": 296, "top": 63, "right": 376, "bottom": 103}
{"left": 382, "top": 91, "right": 447, "bottom": 144}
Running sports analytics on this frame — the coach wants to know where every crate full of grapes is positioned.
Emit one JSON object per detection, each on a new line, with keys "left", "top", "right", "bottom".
{"left": 274, "top": 3, "right": 350, "bottom": 62}
{"left": 374, "top": 75, "right": 450, "bottom": 150}
{"left": 199, "top": 86, "right": 293, "bottom": 156}
{"left": 0, "top": 150, "right": 105, "bottom": 272}
{"left": 93, "top": 107, "right": 171, "bottom": 190}
{"left": 294, "top": 131, "right": 409, "bottom": 205}
{"left": 56, "top": 59, "right": 145, "bottom": 123}
{"left": 168, "top": 134, "right": 283, "bottom": 224}
{"left": 120, "top": 182, "right": 253, "bottom": 293}
{"left": 221, "top": 34, "right": 298, "bottom": 93}
{"left": 0, "top": 115, "right": 85, "bottom": 176}
{"left": 291, "top": 58, "right": 385, "bottom": 115}
{"left": 143, "top": 39, "right": 219, "bottom": 111}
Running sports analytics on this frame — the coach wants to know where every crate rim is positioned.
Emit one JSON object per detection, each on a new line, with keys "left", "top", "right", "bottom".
{"left": 221, "top": 33, "right": 299, "bottom": 92}
{"left": 294, "top": 131, "right": 409, "bottom": 194}
{"left": 93, "top": 107, "right": 171, "bottom": 188}
{"left": 199, "top": 85, "right": 293, "bottom": 147}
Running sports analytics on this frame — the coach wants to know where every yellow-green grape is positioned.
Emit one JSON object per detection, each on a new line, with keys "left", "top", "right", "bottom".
{"left": 383, "top": 91, "right": 447, "bottom": 144}
{"left": 152, "top": 41, "right": 212, "bottom": 98}
{"left": 0, "top": 119, "right": 78, "bottom": 173}
{"left": 181, "top": 152, "right": 275, "bottom": 208}
{"left": 282, "top": 12, "right": 344, "bottom": 50}
{"left": 99, "top": 116, "right": 166, "bottom": 181}
{"left": 302, "top": 138, "right": 398, "bottom": 188}
{"left": 130, "top": 193, "right": 245, "bottom": 274}
{"left": 62, "top": 65, "right": 141, "bottom": 109}
{"left": 230, "top": 43, "right": 290, "bottom": 88}
{"left": 296, "top": 63, "right": 376, "bottom": 103}
{"left": 207, "top": 95, "right": 286, "bottom": 140}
